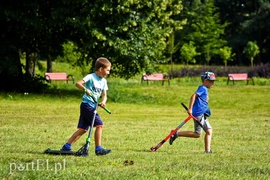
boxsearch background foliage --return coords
[0,0,270,92]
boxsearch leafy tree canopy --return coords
[1,0,185,81]
[177,0,228,65]
[69,0,186,79]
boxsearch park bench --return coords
[45,72,74,83]
[227,73,254,85]
[141,73,170,85]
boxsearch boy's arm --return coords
[76,79,92,96]
[75,79,85,90]
[188,94,198,115]
[99,90,107,108]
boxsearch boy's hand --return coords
[99,102,106,108]
[188,109,193,115]
[84,89,92,96]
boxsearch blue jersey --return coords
[192,85,210,117]
[81,73,108,108]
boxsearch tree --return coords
[219,46,234,67]
[69,0,185,79]
[0,1,72,78]
[167,31,182,74]
[180,41,200,65]
[55,41,81,64]
[215,0,270,65]
[240,1,270,64]
[177,0,228,65]
[243,41,260,67]
[0,0,185,92]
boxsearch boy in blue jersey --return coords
[61,57,111,156]
[169,72,216,153]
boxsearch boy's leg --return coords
[179,115,204,138]
[202,117,212,153]
[94,126,102,147]
[61,129,86,151]
[178,131,201,138]
[61,102,91,150]
[94,126,111,155]
[204,128,212,152]
[170,116,203,145]
[67,129,86,145]
[170,130,200,145]
[93,116,111,156]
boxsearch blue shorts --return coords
[77,102,103,131]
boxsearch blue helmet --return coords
[201,72,216,81]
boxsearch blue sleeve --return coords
[195,86,205,97]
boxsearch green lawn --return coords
[1,78,270,179]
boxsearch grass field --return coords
[1,76,270,179]
[1,61,270,179]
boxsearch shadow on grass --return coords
[44,88,82,99]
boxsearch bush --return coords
[0,73,49,93]
[169,63,270,78]
[249,63,270,78]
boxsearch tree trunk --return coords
[0,44,23,91]
[25,52,36,77]
[251,57,254,67]
[170,53,173,77]
[47,57,53,72]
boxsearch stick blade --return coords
[150,147,157,152]
[75,143,90,156]
[44,148,76,155]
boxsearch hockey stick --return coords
[75,95,99,156]
[44,94,111,156]
[180,103,204,129]
[150,106,197,152]
[75,94,112,156]
[98,103,111,114]
[85,90,111,114]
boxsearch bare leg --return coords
[204,129,212,151]
[67,129,86,145]
[94,126,111,155]
[95,126,103,147]
[178,131,201,138]
[170,130,200,145]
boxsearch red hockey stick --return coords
[150,109,197,152]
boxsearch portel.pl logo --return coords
[9,159,66,174]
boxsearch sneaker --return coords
[169,130,178,145]
[95,148,111,156]
[204,150,212,153]
[61,143,71,151]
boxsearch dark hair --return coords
[95,57,111,71]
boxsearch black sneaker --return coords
[169,130,178,145]
[95,148,111,156]
[204,150,212,153]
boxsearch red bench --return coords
[45,72,74,83]
[227,73,254,85]
[141,73,170,85]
